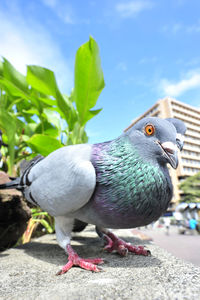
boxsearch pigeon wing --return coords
[23,144,96,216]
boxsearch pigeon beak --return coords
[176,133,184,151]
[160,141,179,169]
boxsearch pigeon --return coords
[0,117,186,274]
[165,118,186,151]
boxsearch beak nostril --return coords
[164,148,174,155]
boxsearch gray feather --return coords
[0,117,186,251]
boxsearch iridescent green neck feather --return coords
[79,136,173,229]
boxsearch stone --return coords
[0,172,31,251]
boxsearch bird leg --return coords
[56,244,104,275]
[101,229,151,257]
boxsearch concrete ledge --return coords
[0,226,200,300]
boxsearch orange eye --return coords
[145,124,155,136]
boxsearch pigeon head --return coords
[165,118,187,151]
[126,117,182,169]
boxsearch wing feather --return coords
[24,144,96,216]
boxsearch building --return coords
[125,97,200,208]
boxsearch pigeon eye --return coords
[145,124,155,136]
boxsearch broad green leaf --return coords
[27,65,77,130]
[43,108,61,130]
[0,60,3,76]
[0,77,29,99]
[35,121,59,137]
[27,65,58,97]
[39,97,56,106]
[26,134,62,156]
[28,89,48,113]
[3,58,28,93]
[86,108,102,122]
[0,109,16,174]
[67,122,88,145]
[74,36,105,125]
[8,97,31,111]
[56,91,78,131]
[21,135,30,142]
[22,109,41,116]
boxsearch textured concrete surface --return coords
[0,226,200,300]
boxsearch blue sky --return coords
[1,0,200,143]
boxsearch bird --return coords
[165,118,186,151]
[0,117,186,274]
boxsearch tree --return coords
[0,36,104,175]
[179,172,200,203]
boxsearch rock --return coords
[0,172,31,251]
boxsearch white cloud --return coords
[161,21,200,35]
[116,62,127,71]
[42,0,57,8]
[186,23,200,33]
[160,71,200,97]
[41,0,75,24]
[0,5,73,93]
[139,56,157,64]
[115,1,154,18]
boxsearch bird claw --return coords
[146,250,151,256]
[56,269,65,276]
[102,231,150,257]
[56,244,104,275]
[117,244,128,256]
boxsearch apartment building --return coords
[125,97,200,207]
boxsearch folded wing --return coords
[24,144,96,216]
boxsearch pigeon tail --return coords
[0,177,22,190]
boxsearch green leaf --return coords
[2,58,28,93]
[86,108,102,121]
[0,59,29,104]
[0,60,3,76]
[32,218,54,233]
[0,109,16,174]
[22,109,41,116]
[67,122,88,145]
[43,108,61,130]
[39,97,57,106]
[0,77,29,99]
[27,65,78,130]
[23,123,38,136]
[35,121,59,137]
[27,65,58,97]
[56,92,78,131]
[74,36,105,125]
[26,134,63,156]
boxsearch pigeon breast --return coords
[75,135,172,229]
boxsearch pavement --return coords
[0,226,200,300]
[140,226,200,267]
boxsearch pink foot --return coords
[102,231,151,257]
[56,244,104,275]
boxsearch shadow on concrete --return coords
[0,252,9,258]
[13,234,161,270]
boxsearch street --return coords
[139,226,200,267]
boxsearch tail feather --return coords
[0,155,44,192]
[0,178,21,190]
